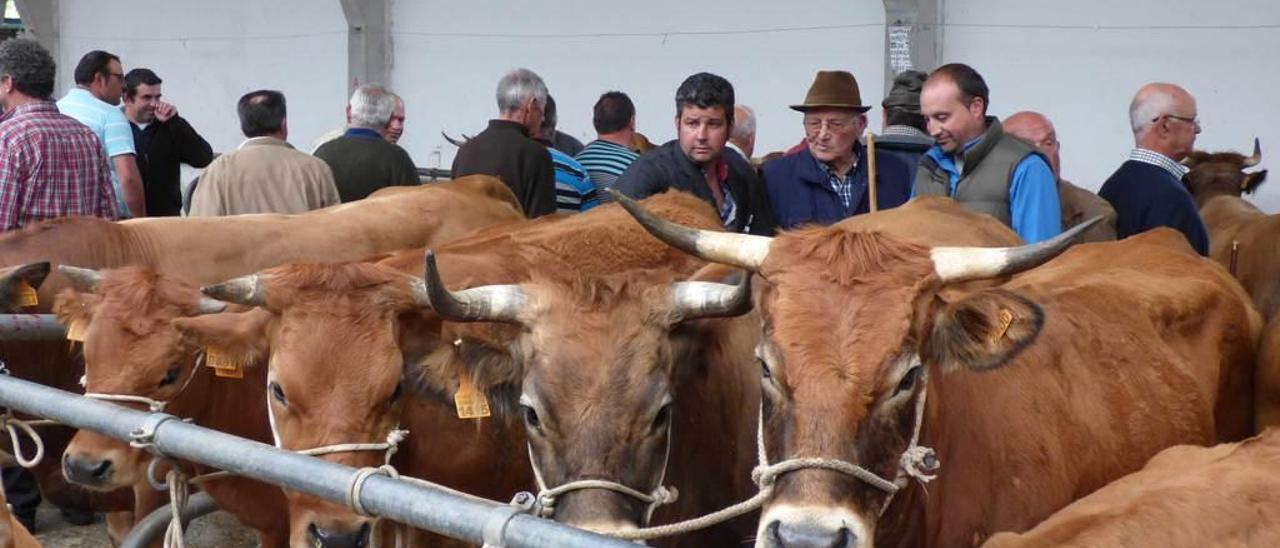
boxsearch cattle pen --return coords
[0,364,636,548]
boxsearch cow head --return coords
[174,262,433,548]
[1183,138,1267,208]
[0,262,49,313]
[52,266,227,491]
[613,192,1091,548]
[421,251,753,534]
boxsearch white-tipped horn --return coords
[201,274,267,307]
[1243,138,1262,168]
[423,250,528,324]
[195,297,228,315]
[607,189,772,271]
[58,265,102,292]
[670,271,753,322]
[931,216,1102,282]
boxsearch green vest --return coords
[914,117,1039,226]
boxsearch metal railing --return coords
[0,373,633,547]
[0,314,65,340]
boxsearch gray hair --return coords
[0,39,55,99]
[731,104,756,141]
[496,68,548,114]
[1128,86,1178,137]
[348,84,397,129]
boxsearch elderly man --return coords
[614,72,774,235]
[1098,83,1208,255]
[189,90,339,216]
[1004,111,1117,242]
[314,84,419,202]
[727,104,756,161]
[877,70,933,177]
[915,63,1061,243]
[761,70,913,229]
[452,68,556,217]
[384,93,406,144]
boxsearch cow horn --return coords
[930,216,1102,282]
[670,271,753,322]
[195,297,228,315]
[423,250,528,324]
[58,265,102,292]
[606,189,773,271]
[201,274,267,307]
[1243,138,1262,168]
[441,131,469,148]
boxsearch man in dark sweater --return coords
[614,72,774,235]
[1098,83,1209,255]
[314,84,419,202]
[451,68,556,217]
[123,69,214,216]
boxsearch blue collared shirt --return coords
[916,137,1062,243]
[343,127,383,140]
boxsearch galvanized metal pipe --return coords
[119,492,219,548]
[0,314,65,340]
[0,375,633,548]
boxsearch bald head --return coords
[1004,111,1060,177]
[1129,83,1199,160]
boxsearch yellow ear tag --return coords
[454,375,491,419]
[65,319,87,342]
[14,280,37,307]
[992,309,1015,343]
[205,347,245,379]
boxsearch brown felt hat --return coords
[791,70,871,113]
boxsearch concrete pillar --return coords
[13,0,60,93]
[339,0,390,92]
[882,0,942,93]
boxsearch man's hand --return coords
[155,101,178,123]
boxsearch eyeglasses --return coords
[803,118,858,133]
[1155,114,1201,130]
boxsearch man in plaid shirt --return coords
[0,39,117,231]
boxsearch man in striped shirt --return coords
[536,95,598,213]
[0,39,117,231]
[575,91,639,199]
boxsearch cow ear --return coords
[1243,170,1268,194]
[0,262,49,312]
[53,288,101,331]
[922,289,1044,372]
[171,308,272,367]
[412,321,523,401]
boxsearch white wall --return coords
[389,0,885,170]
[942,0,1280,213]
[55,0,347,155]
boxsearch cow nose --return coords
[766,520,857,548]
[62,453,113,486]
[307,522,371,548]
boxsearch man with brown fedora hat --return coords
[761,70,913,229]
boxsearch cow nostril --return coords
[355,523,370,547]
[772,521,857,548]
[308,521,371,548]
[90,459,112,480]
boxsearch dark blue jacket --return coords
[875,131,933,187]
[761,143,912,230]
[1098,160,1209,255]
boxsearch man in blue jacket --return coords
[761,70,913,230]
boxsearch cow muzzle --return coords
[764,520,858,548]
[62,452,114,488]
[756,504,870,548]
[306,520,371,548]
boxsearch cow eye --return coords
[895,366,922,395]
[756,357,772,380]
[521,404,541,429]
[159,365,181,387]
[651,403,672,432]
[269,381,287,406]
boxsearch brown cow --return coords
[175,192,728,547]
[0,176,520,540]
[616,192,1259,547]
[52,267,288,547]
[984,428,1280,547]
[0,470,39,548]
[421,258,761,544]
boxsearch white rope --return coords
[162,467,189,548]
[0,412,44,468]
[294,428,410,548]
[83,393,168,412]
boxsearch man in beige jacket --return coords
[189,90,339,216]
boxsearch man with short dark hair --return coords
[0,39,117,230]
[575,91,639,196]
[123,68,213,217]
[614,72,774,235]
[57,50,146,217]
[314,84,419,202]
[915,63,1061,243]
[452,67,556,217]
[534,95,597,213]
[762,70,914,229]
[877,70,932,177]
[188,90,339,216]
[1098,83,1208,254]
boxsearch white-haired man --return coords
[1098,83,1208,255]
[314,84,419,202]
[727,104,755,162]
[452,67,555,217]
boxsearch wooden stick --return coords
[867,133,879,213]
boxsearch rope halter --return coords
[82,351,207,414]
[294,427,410,517]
